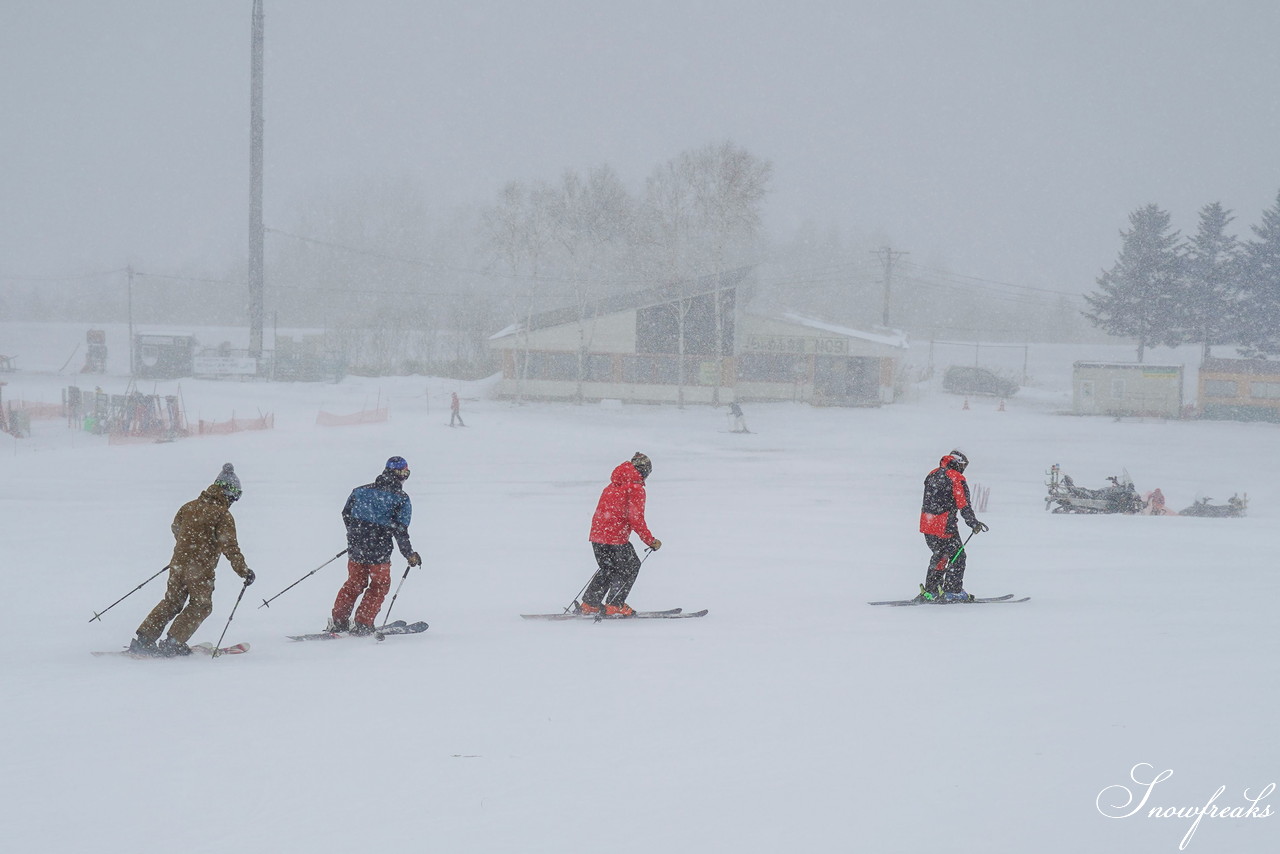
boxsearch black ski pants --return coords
[583,542,642,607]
[923,534,966,595]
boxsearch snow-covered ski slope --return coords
[2,323,1276,853]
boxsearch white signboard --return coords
[745,335,848,355]
[193,356,259,376]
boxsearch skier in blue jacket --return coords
[328,456,421,635]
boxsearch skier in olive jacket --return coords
[579,452,662,617]
[130,463,255,656]
[919,450,988,601]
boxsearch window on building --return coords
[653,356,680,384]
[738,353,803,382]
[1203,379,1238,398]
[525,352,576,381]
[1110,379,1126,399]
[623,355,658,384]
[1249,381,1280,399]
[585,354,613,382]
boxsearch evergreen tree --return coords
[1238,189,1280,357]
[1084,204,1182,362]
[1180,202,1241,359]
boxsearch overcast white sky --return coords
[3,0,1279,297]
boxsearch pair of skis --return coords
[868,593,1030,607]
[94,620,431,657]
[92,641,251,659]
[521,607,709,621]
[287,619,430,641]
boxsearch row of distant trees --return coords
[259,140,770,377]
[1085,191,1280,361]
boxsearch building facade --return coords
[1198,357,1280,421]
[1072,361,1183,418]
[488,277,905,406]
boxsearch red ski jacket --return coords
[589,462,657,546]
[919,454,978,538]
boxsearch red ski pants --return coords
[332,560,391,627]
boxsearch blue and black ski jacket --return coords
[342,472,415,564]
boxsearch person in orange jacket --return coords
[579,452,661,616]
[449,391,466,427]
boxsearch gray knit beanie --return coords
[214,462,242,499]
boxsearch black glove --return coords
[242,569,256,586]
[969,521,989,534]
[406,552,422,567]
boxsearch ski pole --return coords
[212,578,250,659]
[89,565,169,623]
[563,573,594,614]
[258,549,347,608]
[947,530,978,566]
[380,563,414,628]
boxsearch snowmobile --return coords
[1179,494,1248,518]
[1045,464,1147,515]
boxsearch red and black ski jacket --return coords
[919,454,978,538]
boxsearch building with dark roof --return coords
[488,272,906,406]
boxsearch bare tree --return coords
[640,143,771,405]
[482,180,555,402]
[547,165,635,402]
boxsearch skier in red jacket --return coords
[579,452,662,616]
[919,449,988,602]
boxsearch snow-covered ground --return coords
[1,322,1275,853]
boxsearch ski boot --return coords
[349,622,376,637]
[605,602,636,617]
[915,584,940,603]
[941,590,975,603]
[157,636,192,657]
[325,617,349,634]
[577,601,601,615]
[128,635,159,656]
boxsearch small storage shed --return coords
[1072,362,1182,417]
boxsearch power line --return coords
[897,259,1083,298]
[0,267,127,282]
[134,271,237,286]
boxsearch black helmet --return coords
[948,449,969,472]
[630,452,652,480]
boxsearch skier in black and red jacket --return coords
[919,450,988,602]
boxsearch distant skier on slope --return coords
[578,452,662,617]
[328,456,421,635]
[918,449,988,602]
[128,463,256,656]
[450,391,466,427]
[728,401,750,433]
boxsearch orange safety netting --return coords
[315,408,388,427]
[196,414,275,435]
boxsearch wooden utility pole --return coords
[127,265,135,375]
[871,246,908,328]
